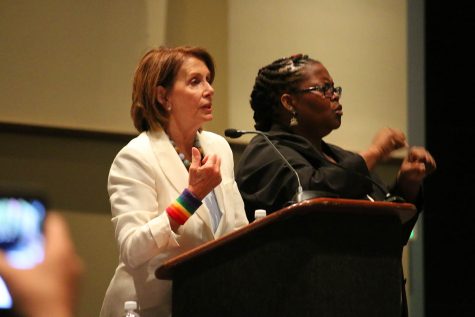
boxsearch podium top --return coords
[155,198,416,280]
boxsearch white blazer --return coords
[100,130,249,317]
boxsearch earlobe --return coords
[281,93,299,127]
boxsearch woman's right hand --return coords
[360,127,408,170]
[188,147,222,200]
[370,127,408,160]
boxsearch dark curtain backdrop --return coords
[424,2,475,316]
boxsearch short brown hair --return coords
[130,46,215,132]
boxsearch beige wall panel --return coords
[165,0,229,135]
[229,0,407,151]
[0,0,167,134]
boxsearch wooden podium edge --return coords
[155,197,416,280]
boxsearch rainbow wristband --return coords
[166,189,202,225]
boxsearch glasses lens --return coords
[323,83,335,97]
[324,85,342,97]
[334,86,342,96]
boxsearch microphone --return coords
[225,128,405,204]
[223,128,244,139]
[225,128,338,203]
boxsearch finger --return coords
[190,147,202,169]
[425,152,435,165]
[425,155,437,173]
[0,251,11,271]
[407,147,423,162]
[44,213,84,277]
[44,213,75,258]
[429,155,436,168]
[394,139,407,149]
[205,154,217,167]
[394,132,408,148]
[409,147,431,163]
[213,156,222,184]
[214,156,221,170]
[0,251,16,281]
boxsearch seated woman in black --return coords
[235,54,436,242]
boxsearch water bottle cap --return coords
[254,209,266,218]
[124,301,137,310]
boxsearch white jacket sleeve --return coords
[108,143,180,269]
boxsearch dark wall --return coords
[424,2,475,315]
[0,123,402,214]
[0,123,133,213]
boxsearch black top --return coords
[235,124,421,245]
[236,124,389,213]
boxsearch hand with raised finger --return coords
[188,147,222,200]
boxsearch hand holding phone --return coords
[0,192,47,312]
[0,185,83,317]
[0,200,83,317]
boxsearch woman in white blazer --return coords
[100,46,249,317]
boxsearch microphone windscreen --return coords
[224,129,242,138]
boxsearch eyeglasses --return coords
[296,83,342,98]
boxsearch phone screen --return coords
[0,195,46,310]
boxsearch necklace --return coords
[169,136,204,170]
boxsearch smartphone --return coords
[0,188,47,315]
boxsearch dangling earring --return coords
[289,108,299,127]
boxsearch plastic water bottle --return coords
[254,209,267,221]
[123,301,140,317]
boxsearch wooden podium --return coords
[156,198,416,317]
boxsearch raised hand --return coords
[370,127,408,160]
[0,213,83,317]
[398,147,437,187]
[360,127,408,170]
[187,147,222,200]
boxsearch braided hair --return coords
[250,54,319,131]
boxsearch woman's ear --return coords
[280,93,295,112]
[155,86,168,109]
